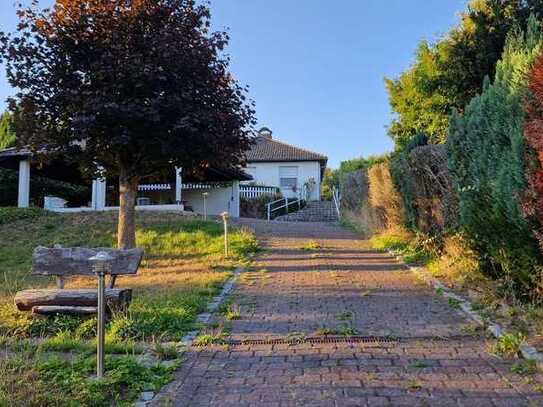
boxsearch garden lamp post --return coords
[202,192,209,220]
[89,251,114,379]
[221,211,229,258]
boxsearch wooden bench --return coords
[14,246,144,316]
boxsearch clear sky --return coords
[0,0,467,168]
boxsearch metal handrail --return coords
[267,185,306,221]
[332,186,341,218]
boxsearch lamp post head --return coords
[89,251,114,275]
[220,211,229,221]
[202,192,209,197]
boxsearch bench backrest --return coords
[32,246,144,277]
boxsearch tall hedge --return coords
[391,144,457,236]
[524,52,543,254]
[447,21,543,297]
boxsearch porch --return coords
[0,148,249,218]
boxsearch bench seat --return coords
[32,305,98,316]
[15,288,132,311]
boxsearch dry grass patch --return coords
[0,209,257,406]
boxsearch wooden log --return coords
[14,289,132,311]
[32,306,98,316]
[32,246,144,277]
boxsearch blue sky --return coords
[0,0,466,168]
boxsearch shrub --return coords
[447,22,543,299]
[426,233,482,286]
[524,50,543,256]
[240,193,282,219]
[391,144,458,235]
[367,162,405,231]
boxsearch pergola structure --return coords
[0,147,251,217]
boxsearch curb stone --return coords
[133,267,243,406]
[388,249,543,369]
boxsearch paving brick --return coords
[150,220,541,407]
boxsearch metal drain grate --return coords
[210,334,479,347]
[223,335,400,346]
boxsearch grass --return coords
[448,297,461,309]
[492,332,526,357]
[370,229,433,265]
[0,207,46,226]
[336,311,354,321]
[299,240,322,251]
[511,360,538,375]
[0,209,257,406]
[0,351,177,407]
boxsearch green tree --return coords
[0,0,255,249]
[385,42,450,148]
[386,0,543,150]
[0,111,15,149]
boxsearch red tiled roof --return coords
[246,136,327,164]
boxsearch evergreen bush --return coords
[447,20,543,298]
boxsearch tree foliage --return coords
[447,21,543,297]
[523,50,543,253]
[386,0,543,150]
[0,0,255,248]
[0,111,15,150]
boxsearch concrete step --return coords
[274,201,339,223]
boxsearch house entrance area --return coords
[0,148,250,218]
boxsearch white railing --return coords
[332,186,341,218]
[138,183,172,191]
[240,185,279,199]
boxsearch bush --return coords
[426,233,482,286]
[391,144,458,235]
[367,162,405,231]
[447,23,543,299]
[240,193,282,219]
[240,193,305,219]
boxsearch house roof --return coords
[0,147,31,160]
[0,147,252,182]
[246,136,328,165]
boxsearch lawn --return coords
[0,208,257,406]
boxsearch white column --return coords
[231,181,240,218]
[91,177,106,210]
[175,167,182,204]
[17,159,30,208]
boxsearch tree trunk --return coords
[118,166,139,249]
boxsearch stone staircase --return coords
[274,201,339,222]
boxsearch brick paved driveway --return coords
[153,220,543,407]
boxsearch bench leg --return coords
[108,275,117,289]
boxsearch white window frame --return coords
[279,166,299,191]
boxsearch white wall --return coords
[182,182,240,217]
[243,161,321,201]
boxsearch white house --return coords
[0,147,251,217]
[0,127,327,216]
[243,128,327,201]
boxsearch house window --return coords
[280,177,297,188]
[279,166,298,190]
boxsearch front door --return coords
[279,166,299,199]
